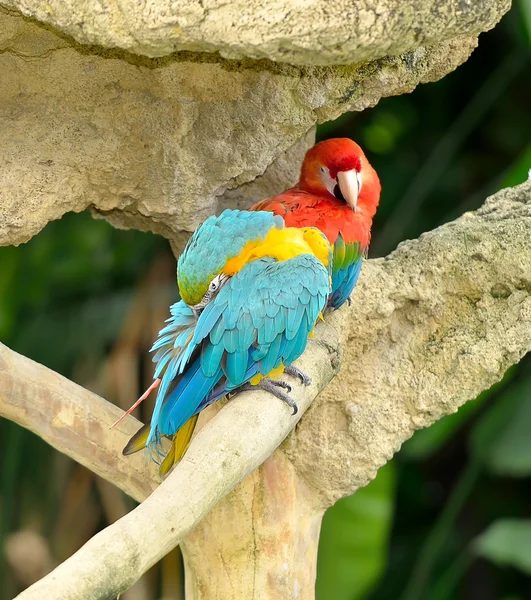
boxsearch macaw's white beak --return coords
[337,169,362,212]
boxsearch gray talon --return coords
[269,380,292,393]
[284,365,312,386]
[239,378,299,415]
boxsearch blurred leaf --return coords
[12,290,134,374]
[0,248,19,339]
[470,377,531,476]
[363,111,406,154]
[517,0,531,45]
[372,51,528,256]
[316,462,395,600]
[400,460,481,600]
[500,142,531,188]
[317,113,357,140]
[474,519,531,574]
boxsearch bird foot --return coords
[346,296,352,307]
[267,379,292,393]
[240,378,298,415]
[284,365,312,386]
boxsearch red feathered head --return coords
[299,138,381,219]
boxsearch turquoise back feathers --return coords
[178,209,284,306]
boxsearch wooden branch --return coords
[2,181,530,599]
[8,323,339,599]
[0,345,159,502]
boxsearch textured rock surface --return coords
[4,0,510,64]
[0,6,481,247]
[290,181,531,506]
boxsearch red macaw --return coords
[251,138,381,309]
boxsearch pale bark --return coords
[7,323,339,599]
[4,181,530,600]
[0,344,159,502]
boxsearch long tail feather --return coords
[122,423,151,456]
[173,414,199,463]
[158,439,176,476]
[159,414,199,477]
[152,354,220,440]
[110,378,161,429]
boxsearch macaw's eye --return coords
[207,273,229,296]
[319,165,337,197]
[191,274,230,317]
[209,274,222,292]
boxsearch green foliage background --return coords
[0,3,530,598]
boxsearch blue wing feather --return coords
[329,235,364,309]
[193,302,223,341]
[201,340,225,377]
[259,332,283,374]
[329,257,363,310]
[225,349,250,385]
[222,328,239,353]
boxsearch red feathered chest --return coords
[252,190,372,248]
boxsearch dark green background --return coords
[1,3,530,598]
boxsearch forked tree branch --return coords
[3,324,339,599]
[2,181,530,599]
[0,345,160,502]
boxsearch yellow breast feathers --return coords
[224,226,330,276]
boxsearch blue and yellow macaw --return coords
[122,209,331,476]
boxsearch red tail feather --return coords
[110,378,161,429]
